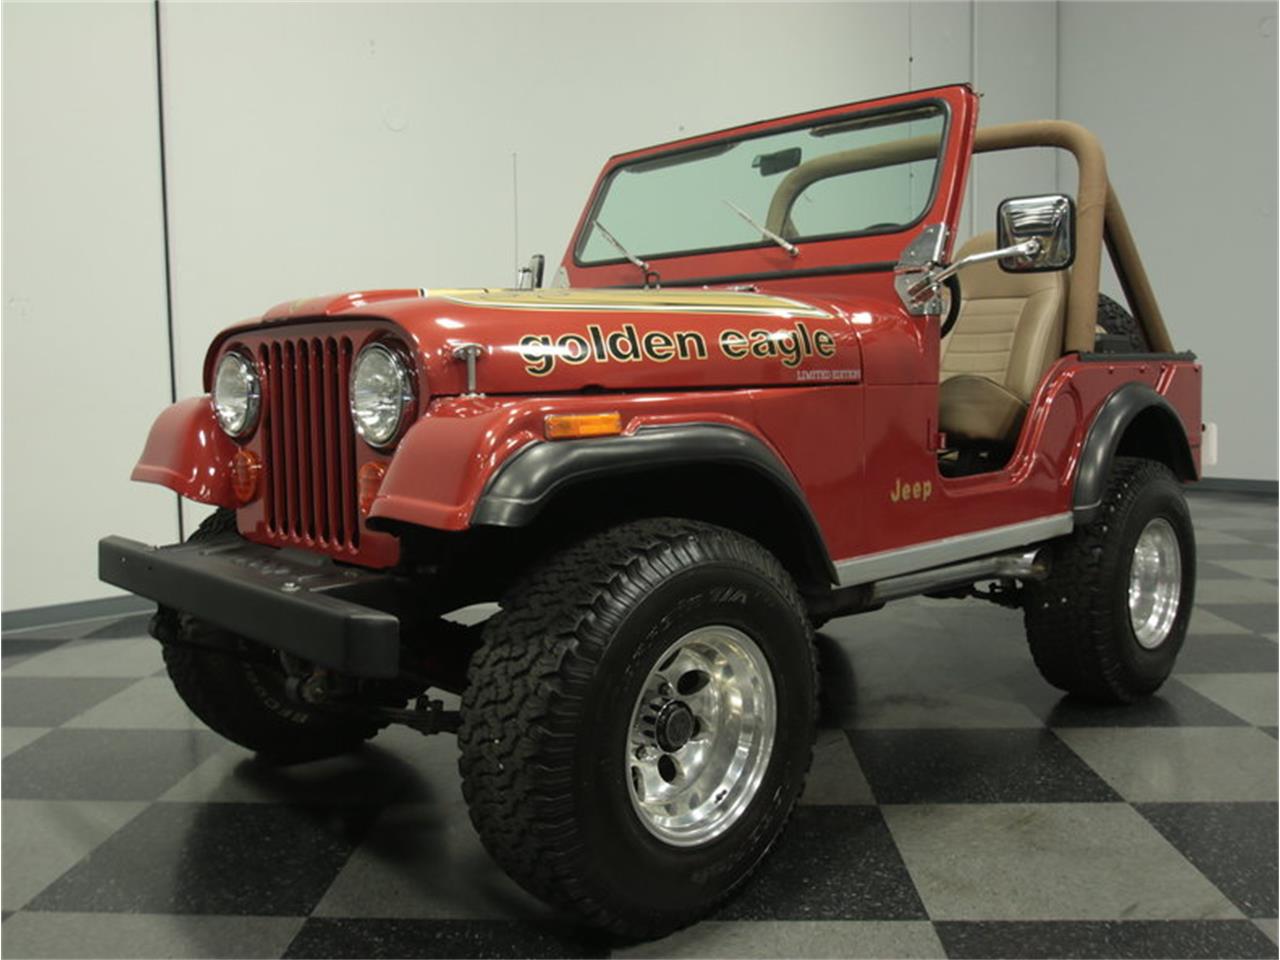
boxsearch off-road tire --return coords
[458,518,817,939]
[1097,293,1149,352]
[160,509,383,763]
[1024,458,1195,702]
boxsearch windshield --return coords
[576,104,947,266]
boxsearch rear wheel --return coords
[158,509,384,763]
[1024,458,1195,702]
[458,518,816,938]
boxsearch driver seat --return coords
[938,232,1067,446]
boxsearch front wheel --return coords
[1024,457,1196,702]
[159,509,384,763]
[458,519,816,938]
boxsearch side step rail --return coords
[813,548,1049,622]
[869,548,1046,604]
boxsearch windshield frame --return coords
[572,98,952,270]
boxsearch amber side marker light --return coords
[544,412,623,440]
[358,461,388,516]
[230,450,262,504]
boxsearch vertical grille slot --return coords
[307,339,327,543]
[259,334,360,551]
[339,339,359,546]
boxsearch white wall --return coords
[1058,1,1278,481]
[2,2,178,611]
[3,1,1275,611]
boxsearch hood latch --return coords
[452,343,485,397]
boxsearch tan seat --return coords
[938,232,1067,445]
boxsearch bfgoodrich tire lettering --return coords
[457,518,817,938]
[1024,457,1196,702]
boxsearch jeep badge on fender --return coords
[100,84,1201,939]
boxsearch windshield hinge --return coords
[893,223,948,316]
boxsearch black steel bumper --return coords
[98,534,401,677]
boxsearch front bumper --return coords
[98,534,401,677]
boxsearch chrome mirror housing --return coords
[996,194,1074,272]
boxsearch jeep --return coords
[100,84,1203,938]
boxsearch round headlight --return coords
[213,352,261,439]
[350,343,414,447]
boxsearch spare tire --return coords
[1096,293,1149,353]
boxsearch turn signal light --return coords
[358,461,388,516]
[230,449,262,504]
[544,412,623,440]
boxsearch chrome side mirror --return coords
[997,194,1074,272]
[901,234,1043,305]
[515,253,546,290]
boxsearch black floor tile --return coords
[1175,633,1279,673]
[813,611,1040,729]
[180,743,438,807]
[1,677,136,727]
[1026,679,1248,728]
[2,728,225,800]
[716,805,926,921]
[1,638,71,668]
[284,918,608,959]
[76,614,154,640]
[1135,802,1278,918]
[935,919,1278,959]
[28,801,378,916]
[848,728,1119,804]
[1198,604,1279,635]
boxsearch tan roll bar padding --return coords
[974,123,1171,354]
[763,120,1171,355]
[1103,182,1173,353]
[765,134,943,234]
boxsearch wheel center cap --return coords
[655,701,695,752]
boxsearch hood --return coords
[221,287,890,396]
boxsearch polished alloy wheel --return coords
[626,625,777,847]
[1128,516,1182,649]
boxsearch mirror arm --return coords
[516,253,547,290]
[906,238,1041,302]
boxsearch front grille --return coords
[258,336,360,552]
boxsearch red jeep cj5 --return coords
[101,84,1204,937]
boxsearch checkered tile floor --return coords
[2,489,1276,958]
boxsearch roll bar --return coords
[764,121,1172,355]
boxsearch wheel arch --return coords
[1074,382,1196,523]
[470,425,837,594]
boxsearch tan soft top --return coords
[765,121,1171,355]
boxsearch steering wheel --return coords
[939,274,962,339]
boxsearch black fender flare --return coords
[1074,382,1195,523]
[471,424,837,582]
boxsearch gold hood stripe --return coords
[425,288,832,319]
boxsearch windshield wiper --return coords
[722,199,799,257]
[592,221,656,285]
